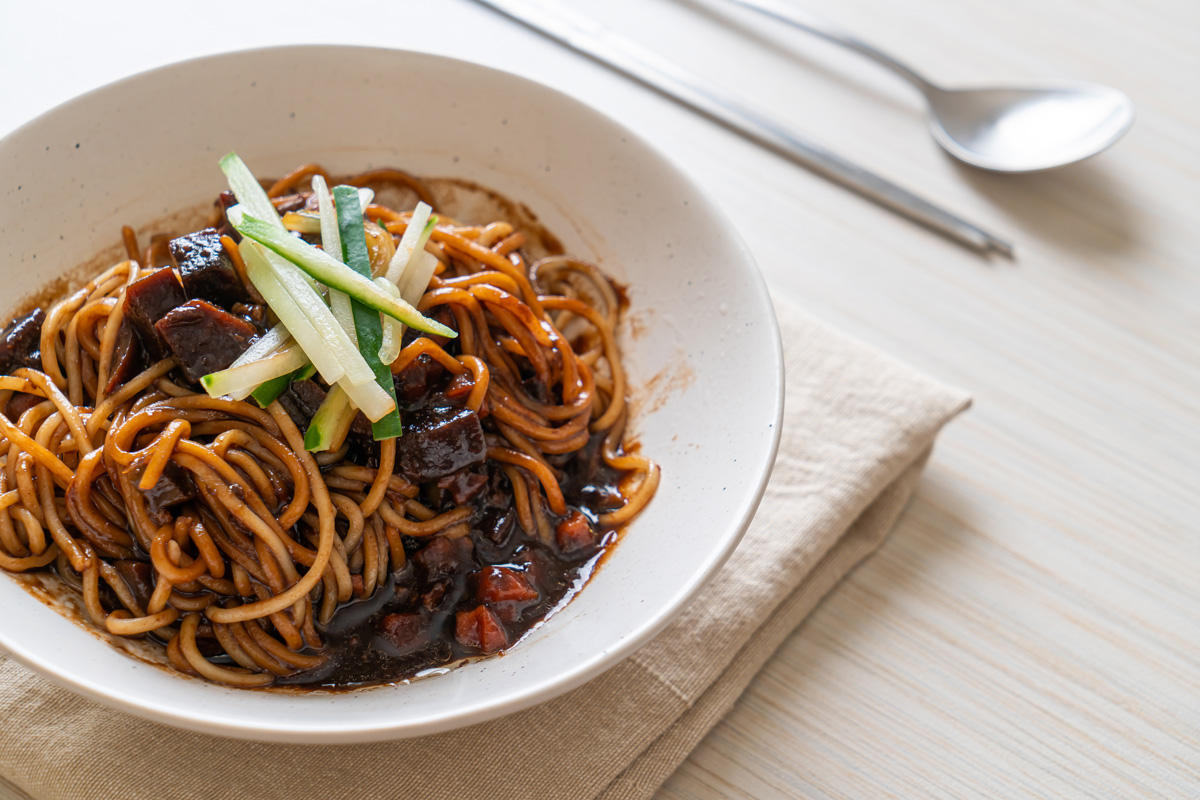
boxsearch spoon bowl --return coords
[725,0,1136,172]
[927,84,1135,172]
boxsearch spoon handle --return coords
[721,0,939,94]
[471,0,1012,256]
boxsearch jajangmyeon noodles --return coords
[0,159,658,687]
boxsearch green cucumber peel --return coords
[236,214,455,339]
[303,384,354,451]
[333,185,402,440]
[200,342,308,400]
[419,216,437,247]
[241,241,353,386]
[251,364,315,408]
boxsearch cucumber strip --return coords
[340,376,396,423]
[250,374,291,406]
[312,175,357,343]
[218,322,314,406]
[236,214,456,338]
[384,202,433,285]
[312,175,342,258]
[399,249,441,309]
[229,351,310,402]
[227,211,320,297]
[375,277,405,365]
[240,240,350,386]
[260,247,376,387]
[219,152,284,230]
[225,204,246,230]
[329,289,356,342]
[333,185,402,439]
[304,375,397,449]
[303,384,354,452]
[251,364,315,408]
[230,323,290,369]
[377,250,440,364]
[200,343,309,400]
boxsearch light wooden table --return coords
[2,1,1196,797]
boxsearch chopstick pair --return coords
[472,0,1013,257]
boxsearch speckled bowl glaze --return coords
[0,46,782,742]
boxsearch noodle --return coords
[0,164,657,687]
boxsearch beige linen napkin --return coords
[0,299,969,800]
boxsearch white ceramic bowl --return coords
[0,46,782,742]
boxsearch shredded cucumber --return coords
[338,374,396,423]
[311,175,357,343]
[262,249,374,387]
[303,384,354,452]
[376,204,440,373]
[375,248,441,366]
[250,364,315,408]
[229,323,290,368]
[236,214,455,338]
[375,277,405,365]
[219,153,284,230]
[399,249,441,310]
[385,202,434,285]
[333,185,402,438]
[241,240,356,387]
[200,343,309,400]
[218,154,395,419]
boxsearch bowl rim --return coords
[0,43,784,741]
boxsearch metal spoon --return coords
[722,0,1135,172]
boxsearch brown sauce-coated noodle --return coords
[0,165,657,687]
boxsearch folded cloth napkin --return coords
[0,299,969,800]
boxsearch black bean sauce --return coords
[272,352,629,688]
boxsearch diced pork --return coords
[154,299,255,383]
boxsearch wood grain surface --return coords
[1,0,1197,797]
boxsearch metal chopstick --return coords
[470,0,1014,257]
